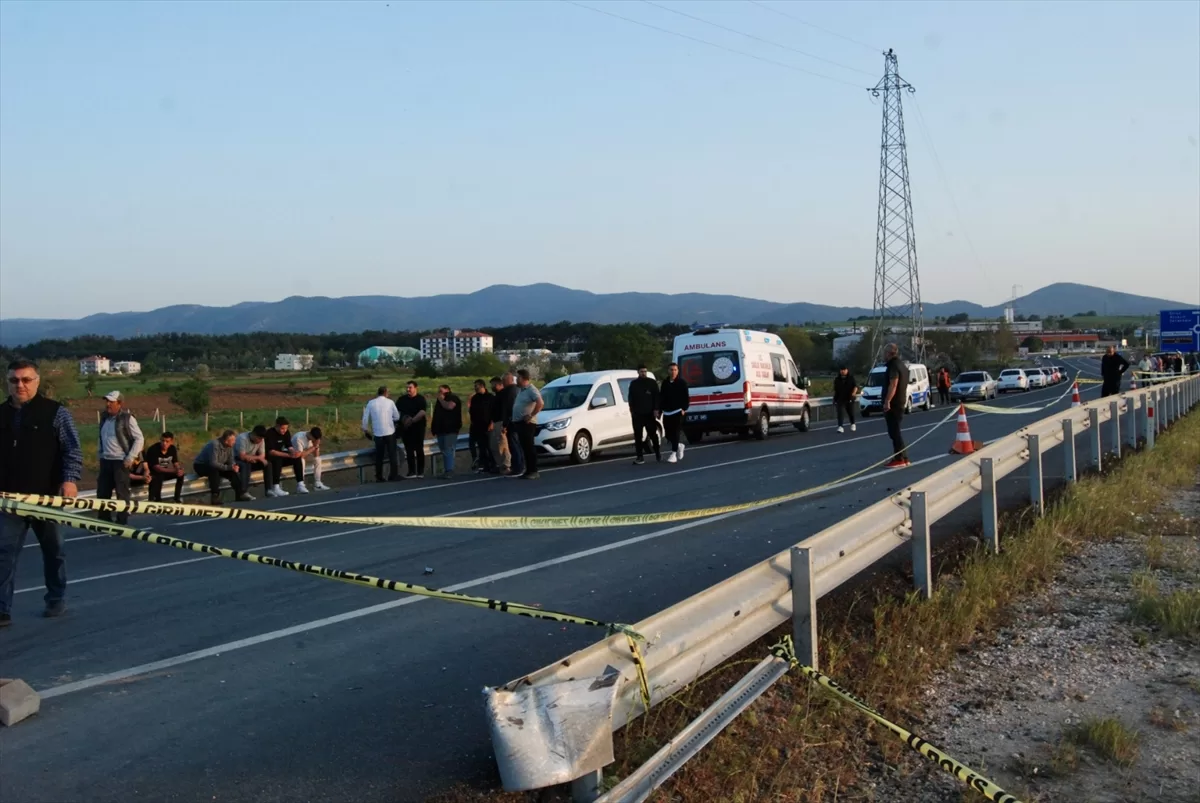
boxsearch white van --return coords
[533,370,661,463]
[672,327,812,443]
[858,362,932,415]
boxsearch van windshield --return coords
[540,384,592,411]
[679,351,741,387]
[957,372,987,383]
[865,370,889,388]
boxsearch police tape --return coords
[1,406,963,531]
[962,374,1084,416]
[769,636,1025,803]
[0,497,645,641]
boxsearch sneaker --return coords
[0,612,11,628]
[677,444,685,461]
[884,458,907,469]
[667,452,677,463]
[273,485,290,497]
[44,601,67,618]
[633,457,645,465]
[441,472,454,480]
[296,482,309,495]
[265,487,281,498]
[837,426,845,434]
[520,471,540,480]
[236,493,255,502]
[851,424,857,432]
[314,481,330,491]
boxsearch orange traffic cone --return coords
[949,403,983,455]
[1070,382,1082,407]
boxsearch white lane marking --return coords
[34,451,953,700]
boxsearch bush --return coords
[328,377,352,404]
[169,377,211,415]
[412,358,439,379]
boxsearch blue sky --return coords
[1,0,1197,320]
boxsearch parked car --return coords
[950,371,997,401]
[533,370,661,463]
[997,368,1030,393]
[859,362,933,416]
[1027,368,1048,389]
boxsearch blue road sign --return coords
[1159,309,1200,352]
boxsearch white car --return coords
[533,370,660,463]
[1026,368,1048,389]
[949,371,997,401]
[996,369,1030,393]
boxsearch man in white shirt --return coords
[97,390,144,524]
[362,386,401,482]
[291,427,329,491]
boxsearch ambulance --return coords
[672,326,812,444]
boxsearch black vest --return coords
[0,394,65,494]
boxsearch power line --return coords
[562,0,866,89]
[640,0,876,78]
[746,0,882,56]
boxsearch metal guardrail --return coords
[485,375,1200,800]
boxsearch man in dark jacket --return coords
[467,380,495,474]
[0,359,83,625]
[487,376,511,475]
[628,365,661,465]
[832,366,859,434]
[431,384,463,479]
[497,373,523,476]
[1100,346,1130,397]
[659,363,690,463]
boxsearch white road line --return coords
[35,450,952,700]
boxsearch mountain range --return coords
[1,282,1194,346]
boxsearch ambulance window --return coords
[679,351,741,386]
[771,354,787,383]
[788,360,800,384]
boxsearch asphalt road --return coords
[0,357,1125,803]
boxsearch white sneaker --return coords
[837,426,844,434]
[272,484,289,497]
[667,452,677,463]
[265,487,281,498]
[314,481,330,491]
[677,444,685,461]
[296,482,309,494]
[851,424,857,432]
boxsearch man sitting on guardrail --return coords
[194,430,244,505]
[145,431,185,502]
[432,385,462,480]
[265,417,306,496]
[291,427,329,491]
[233,425,271,500]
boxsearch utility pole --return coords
[869,49,925,365]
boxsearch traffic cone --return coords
[949,403,983,455]
[1070,382,1082,407]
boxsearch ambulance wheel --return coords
[685,429,704,445]
[754,408,770,440]
[569,431,593,464]
[793,406,811,432]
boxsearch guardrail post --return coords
[1088,408,1102,471]
[1027,433,1043,515]
[910,491,932,599]
[571,769,603,803]
[1156,388,1165,433]
[1109,401,1121,459]
[790,546,818,671]
[1145,392,1156,450]
[1174,384,1182,421]
[1061,420,1076,483]
[980,457,998,553]
[1124,395,1138,451]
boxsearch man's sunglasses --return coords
[7,376,37,385]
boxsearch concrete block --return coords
[0,678,41,726]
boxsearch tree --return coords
[1058,318,1076,331]
[84,373,97,395]
[1021,336,1045,353]
[779,327,833,373]
[581,325,663,372]
[412,358,439,379]
[994,321,1017,365]
[846,328,878,374]
[169,377,211,415]
[328,377,352,404]
[946,313,970,325]
[194,363,212,380]
[457,351,508,379]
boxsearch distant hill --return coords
[1,282,1193,346]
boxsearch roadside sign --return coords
[1159,309,1200,352]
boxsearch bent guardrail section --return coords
[485,375,1199,799]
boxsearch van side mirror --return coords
[803,377,811,389]
[590,397,609,409]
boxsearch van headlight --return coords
[543,418,571,432]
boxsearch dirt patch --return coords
[65,386,330,419]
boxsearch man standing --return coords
[659,363,690,464]
[832,365,859,434]
[291,427,329,490]
[628,364,661,465]
[145,431,185,503]
[488,376,511,475]
[265,416,305,496]
[510,369,543,479]
[397,381,429,478]
[97,390,144,524]
[498,372,524,477]
[194,430,243,504]
[0,359,81,625]
[431,384,463,479]
[234,425,271,498]
[362,386,401,483]
[881,344,910,468]
[1100,345,1130,397]
[936,366,952,407]
[468,379,495,474]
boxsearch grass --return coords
[1129,572,1200,642]
[1066,718,1140,766]
[1147,706,1189,733]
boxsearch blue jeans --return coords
[0,513,66,614]
[436,433,459,474]
[506,427,524,476]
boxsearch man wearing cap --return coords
[0,358,83,625]
[628,364,661,465]
[97,390,144,524]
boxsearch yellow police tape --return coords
[1,406,963,531]
[769,636,1025,803]
[962,374,1084,416]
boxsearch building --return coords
[1039,333,1102,352]
[274,353,314,371]
[420,330,494,366]
[79,356,110,375]
[494,348,553,365]
[112,361,142,375]
[357,346,422,367]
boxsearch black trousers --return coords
[835,401,856,427]
[938,387,950,405]
[469,427,494,471]
[96,459,131,524]
[513,421,538,475]
[373,434,399,481]
[269,456,303,483]
[1101,379,1120,397]
[885,409,908,462]
[662,413,683,452]
[193,462,238,496]
[401,426,426,476]
[633,414,660,459]
[149,472,184,502]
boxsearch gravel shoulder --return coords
[869,475,1200,803]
